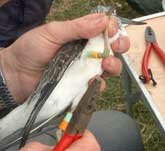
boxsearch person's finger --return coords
[111,35,130,53]
[19,142,52,151]
[98,77,106,92]
[41,13,109,46]
[71,13,109,39]
[88,76,106,92]
[107,16,130,54]
[66,130,101,151]
[102,56,122,76]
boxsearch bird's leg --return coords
[102,8,116,56]
[102,12,115,58]
[86,9,115,59]
[86,16,114,59]
[102,24,111,57]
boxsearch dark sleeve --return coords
[126,0,163,15]
[0,0,53,47]
[23,0,52,25]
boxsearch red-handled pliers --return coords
[139,26,165,86]
[53,79,101,151]
[53,133,82,151]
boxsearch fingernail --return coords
[109,27,117,37]
[109,59,116,68]
[109,58,122,75]
[118,37,123,52]
[118,36,127,53]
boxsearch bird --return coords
[0,32,109,141]
[0,6,145,147]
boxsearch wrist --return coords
[0,47,26,104]
[0,47,43,104]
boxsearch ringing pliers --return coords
[53,79,101,151]
[139,26,165,86]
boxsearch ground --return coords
[48,0,165,150]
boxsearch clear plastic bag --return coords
[162,0,165,10]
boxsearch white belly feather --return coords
[0,34,105,140]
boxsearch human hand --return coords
[0,13,130,103]
[19,130,100,151]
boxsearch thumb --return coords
[41,13,109,45]
[19,142,53,151]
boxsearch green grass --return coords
[48,0,165,150]
[48,0,140,21]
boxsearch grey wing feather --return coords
[26,39,87,104]
[0,39,87,150]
